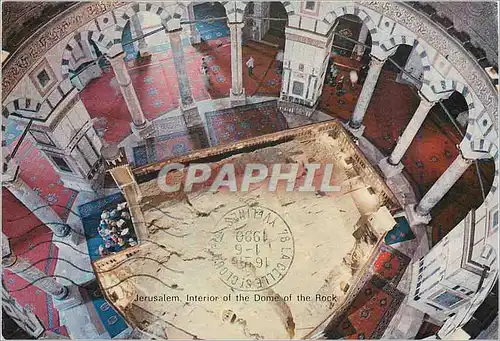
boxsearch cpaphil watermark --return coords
[157,163,341,193]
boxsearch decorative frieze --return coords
[361,1,498,125]
[285,32,326,49]
[2,1,125,101]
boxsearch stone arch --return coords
[424,79,477,112]
[61,30,115,78]
[1,98,42,161]
[321,5,380,51]
[171,1,294,26]
[110,2,172,57]
[379,35,432,84]
[468,138,498,201]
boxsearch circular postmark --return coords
[208,205,294,291]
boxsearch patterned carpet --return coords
[2,190,61,331]
[194,2,230,41]
[7,137,78,221]
[133,126,210,167]
[371,243,411,286]
[384,216,416,245]
[79,280,128,338]
[205,99,288,145]
[325,274,405,339]
[80,37,281,144]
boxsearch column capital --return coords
[166,28,183,35]
[417,92,437,108]
[2,161,20,186]
[106,51,126,63]
[227,21,245,27]
[369,55,386,68]
[458,149,474,164]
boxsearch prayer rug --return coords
[324,274,405,339]
[371,243,411,286]
[205,100,288,146]
[384,216,416,245]
[79,281,128,339]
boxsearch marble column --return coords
[354,24,369,60]
[167,29,202,127]
[417,153,472,215]
[407,152,472,225]
[348,56,385,135]
[3,164,73,241]
[188,3,201,45]
[2,255,83,310]
[2,255,68,299]
[130,14,148,53]
[107,53,153,137]
[379,97,435,178]
[229,22,246,105]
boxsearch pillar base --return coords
[53,285,83,311]
[378,157,404,178]
[190,33,202,45]
[52,224,71,238]
[181,103,202,128]
[139,49,151,58]
[347,123,365,138]
[230,88,246,107]
[131,120,155,139]
[405,204,431,227]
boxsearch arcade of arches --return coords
[1,1,499,340]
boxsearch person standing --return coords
[275,50,284,74]
[246,56,255,77]
[201,57,210,88]
[349,70,358,91]
[336,75,345,96]
[329,63,339,85]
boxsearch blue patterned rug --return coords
[79,280,129,339]
[194,2,230,41]
[384,216,416,245]
[133,125,209,166]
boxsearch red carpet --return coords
[318,66,495,244]
[2,190,61,331]
[325,274,405,339]
[371,243,411,286]
[12,138,78,221]
[80,39,280,144]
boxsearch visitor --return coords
[246,56,255,76]
[276,50,284,74]
[336,75,345,96]
[329,63,338,85]
[359,63,368,84]
[201,57,211,87]
[349,70,358,91]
